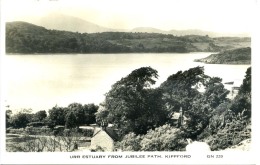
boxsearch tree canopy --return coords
[96,67,168,137]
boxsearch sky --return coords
[2,0,256,33]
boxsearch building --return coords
[171,108,187,127]
[90,126,119,151]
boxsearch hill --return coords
[30,13,250,37]
[131,27,250,38]
[33,13,114,33]
[194,47,251,64]
[6,21,251,54]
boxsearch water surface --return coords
[2,53,250,112]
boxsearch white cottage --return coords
[90,127,118,151]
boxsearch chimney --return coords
[101,120,108,130]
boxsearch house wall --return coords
[91,130,114,151]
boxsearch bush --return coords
[8,128,25,134]
[207,119,251,151]
[79,128,94,137]
[25,126,52,135]
[119,132,142,151]
[119,124,188,151]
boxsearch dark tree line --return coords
[6,103,98,129]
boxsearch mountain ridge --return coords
[32,13,114,33]
[27,13,250,37]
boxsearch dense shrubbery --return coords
[119,124,187,151]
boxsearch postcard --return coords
[0,0,259,164]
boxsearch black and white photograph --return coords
[0,0,259,164]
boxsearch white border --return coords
[0,0,259,164]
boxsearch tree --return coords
[203,77,230,109]
[65,111,77,129]
[68,103,84,126]
[6,110,12,128]
[96,67,168,137]
[10,112,30,128]
[67,103,98,127]
[160,66,229,139]
[48,106,67,126]
[160,66,206,114]
[33,110,47,121]
[230,67,251,117]
[83,103,98,125]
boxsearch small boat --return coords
[224,81,234,85]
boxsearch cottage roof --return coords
[92,127,119,141]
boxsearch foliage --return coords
[230,67,251,116]
[197,68,251,150]
[33,110,47,121]
[119,132,142,151]
[65,111,78,129]
[6,110,12,128]
[119,124,187,151]
[96,67,168,137]
[203,77,230,109]
[48,103,98,128]
[160,66,229,139]
[9,112,31,128]
[7,128,25,134]
[67,103,98,126]
[79,128,94,137]
[207,119,251,151]
[48,106,67,126]
[27,122,46,127]
[140,124,187,151]
[160,66,206,113]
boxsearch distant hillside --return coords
[33,13,114,33]
[131,27,165,34]
[5,21,251,54]
[131,27,250,38]
[27,13,250,37]
[194,47,251,64]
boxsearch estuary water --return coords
[2,53,250,112]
